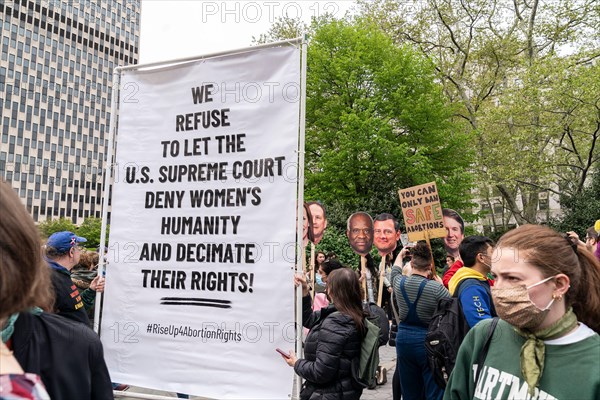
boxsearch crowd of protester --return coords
[2,176,599,399]
[283,207,600,400]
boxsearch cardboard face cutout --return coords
[373,218,401,256]
[346,212,374,256]
[307,201,327,245]
[442,208,465,259]
[302,202,314,247]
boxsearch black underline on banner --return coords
[160,297,232,309]
[160,297,231,305]
[160,301,232,309]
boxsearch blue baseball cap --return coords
[47,231,87,253]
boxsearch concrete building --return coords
[473,189,562,236]
[0,0,140,223]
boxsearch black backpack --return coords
[425,279,490,388]
[363,302,389,347]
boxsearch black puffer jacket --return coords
[294,295,363,400]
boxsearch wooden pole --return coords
[310,243,316,299]
[361,255,368,303]
[377,256,386,307]
[302,246,307,278]
[424,231,436,279]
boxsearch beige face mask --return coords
[491,276,555,330]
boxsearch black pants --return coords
[393,365,401,400]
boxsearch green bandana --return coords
[515,307,578,395]
[1,313,19,343]
[1,308,42,344]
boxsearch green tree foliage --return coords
[37,217,108,249]
[252,16,307,44]
[312,227,358,268]
[478,57,600,225]
[77,218,108,249]
[549,172,600,238]
[305,18,474,224]
[358,0,600,226]
[38,218,77,239]
[256,16,475,266]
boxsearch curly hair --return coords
[73,251,99,271]
[410,241,433,271]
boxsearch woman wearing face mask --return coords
[311,259,345,311]
[445,225,600,400]
[314,251,327,294]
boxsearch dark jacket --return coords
[295,295,363,400]
[48,259,93,326]
[12,312,114,400]
[72,268,99,322]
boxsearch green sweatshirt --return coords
[445,318,600,400]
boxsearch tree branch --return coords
[527,0,539,63]
[515,179,561,196]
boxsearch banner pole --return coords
[310,243,316,299]
[94,67,121,334]
[361,256,368,302]
[377,257,386,307]
[293,36,308,400]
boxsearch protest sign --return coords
[398,182,446,242]
[100,45,300,399]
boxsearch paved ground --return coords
[361,344,397,400]
[115,345,398,400]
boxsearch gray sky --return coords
[139,1,356,63]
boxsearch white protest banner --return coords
[100,45,300,399]
[398,182,445,242]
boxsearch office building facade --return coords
[0,0,140,223]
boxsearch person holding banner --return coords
[45,231,105,326]
[391,242,449,400]
[0,180,113,400]
[284,269,365,400]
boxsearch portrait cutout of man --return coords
[302,202,315,247]
[346,212,374,256]
[307,201,327,245]
[373,213,401,256]
[442,208,465,260]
